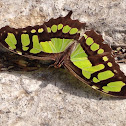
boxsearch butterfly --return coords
[0,11,126,97]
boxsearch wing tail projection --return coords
[44,11,85,40]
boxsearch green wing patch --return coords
[5,33,17,50]
[21,34,30,51]
[102,81,125,92]
[40,38,73,53]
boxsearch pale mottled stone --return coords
[0,0,126,126]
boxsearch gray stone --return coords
[0,0,126,126]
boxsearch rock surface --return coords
[0,0,126,126]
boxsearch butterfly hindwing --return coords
[65,30,126,97]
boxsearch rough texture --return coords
[0,0,126,126]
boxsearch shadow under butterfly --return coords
[0,11,126,97]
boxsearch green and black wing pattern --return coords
[0,25,52,60]
[44,11,84,40]
[0,11,84,60]
[65,30,126,97]
[0,11,126,97]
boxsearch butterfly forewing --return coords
[0,11,84,59]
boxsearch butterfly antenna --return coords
[46,64,54,70]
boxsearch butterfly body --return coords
[0,11,126,97]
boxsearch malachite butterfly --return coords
[0,11,126,97]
